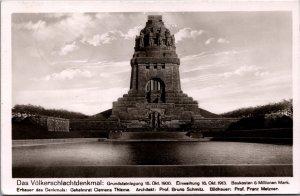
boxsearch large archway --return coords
[145,78,165,103]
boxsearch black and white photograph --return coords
[1,0,300,195]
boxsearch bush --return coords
[221,99,293,118]
[227,115,292,131]
[12,104,88,119]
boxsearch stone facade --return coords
[111,15,202,129]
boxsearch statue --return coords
[158,114,161,128]
[166,35,171,46]
[144,27,150,34]
[165,29,170,36]
[135,36,139,48]
[149,112,153,127]
[158,28,165,46]
[148,111,160,130]
[149,32,154,46]
[139,32,144,47]
[154,112,159,129]
[158,33,164,46]
[171,35,175,46]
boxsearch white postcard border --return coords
[1,0,300,195]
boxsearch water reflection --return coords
[127,142,183,165]
[13,141,292,167]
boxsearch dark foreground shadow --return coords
[13,165,292,178]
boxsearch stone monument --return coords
[110,15,203,130]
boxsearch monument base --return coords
[108,131,203,140]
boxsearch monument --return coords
[110,15,203,130]
[70,15,237,134]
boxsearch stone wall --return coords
[70,118,239,132]
[47,117,69,132]
[31,116,69,132]
[70,120,119,131]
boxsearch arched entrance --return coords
[145,78,165,103]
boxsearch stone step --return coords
[166,100,197,104]
[110,131,193,140]
[119,97,145,102]
[117,101,143,105]
[125,96,145,99]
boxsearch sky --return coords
[12,12,292,115]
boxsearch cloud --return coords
[219,65,269,78]
[205,37,215,45]
[51,59,88,65]
[183,71,291,114]
[255,71,270,77]
[217,38,230,44]
[205,37,229,45]
[181,50,241,63]
[58,41,79,56]
[12,13,292,116]
[124,25,143,39]
[43,68,93,81]
[15,14,95,49]
[54,14,94,37]
[82,31,122,46]
[44,13,69,19]
[19,20,47,31]
[165,22,178,30]
[175,27,206,43]
[215,50,240,56]
[82,26,142,47]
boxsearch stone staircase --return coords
[111,91,201,121]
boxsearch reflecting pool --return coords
[13,141,292,167]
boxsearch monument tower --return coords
[111,15,202,130]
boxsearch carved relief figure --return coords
[158,28,165,46]
[139,32,144,47]
[158,33,164,46]
[148,111,160,130]
[149,32,154,46]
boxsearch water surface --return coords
[13,141,292,167]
